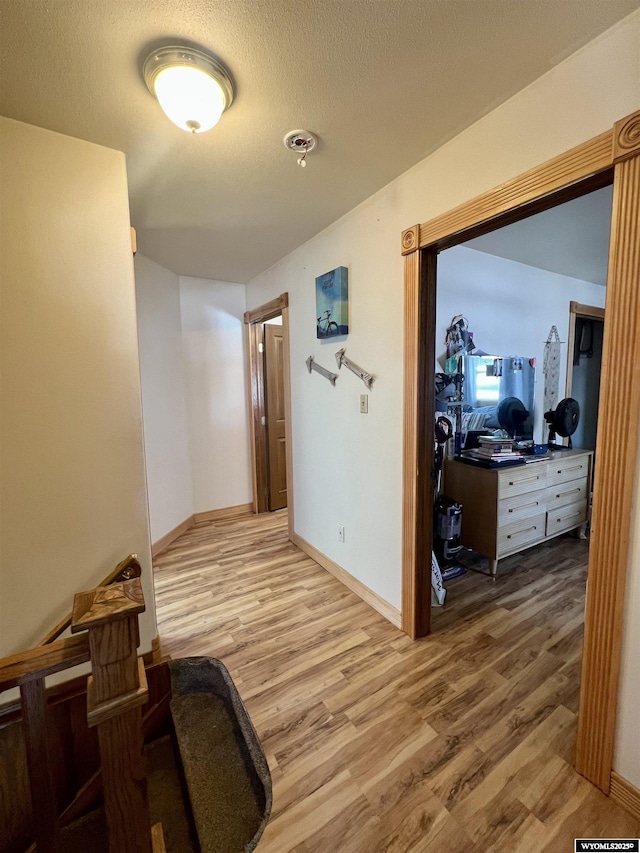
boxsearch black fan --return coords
[497,396,529,439]
[545,397,580,449]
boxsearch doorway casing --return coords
[244,293,294,540]
[401,110,640,794]
[566,301,606,397]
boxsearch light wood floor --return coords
[153,511,640,852]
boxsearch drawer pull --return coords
[556,464,583,474]
[556,487,581,499]
[508,500,539,513]
[508,476,539,487]
[557,511,583,523]
[507,526,537,539]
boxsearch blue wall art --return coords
[315,266,348,339]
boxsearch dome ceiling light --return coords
[143,45,234,134]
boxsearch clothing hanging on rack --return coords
[543,325,562,413]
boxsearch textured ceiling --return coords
[465,185,613,286]
[1,1,638,283]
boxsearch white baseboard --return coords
[291,532,402,629]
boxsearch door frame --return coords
[401,110,640,793]
[244,293,294,538]
[565,301,606,398]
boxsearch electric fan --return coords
[497,396,529,440]
[545,397,580,449]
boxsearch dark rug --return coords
[171,693,265,853]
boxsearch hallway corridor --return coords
[153,511,639,852]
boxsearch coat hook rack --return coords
[306,355,338,385]
[335,348,374,390]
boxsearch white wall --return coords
[248,237,405,610]
[135,254,194,542]
[437,246,606,442]
[134,264,251,530]
[245,12,640,781]
[0,118,156,655]
[179,276,252,513]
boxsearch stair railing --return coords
[38,554,142,646]
[0,635,92,852]
[0,570,164,853]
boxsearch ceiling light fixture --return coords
[284,130,317,168]
[143,45,234,134]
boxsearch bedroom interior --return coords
[431,183,610,582]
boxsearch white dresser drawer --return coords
[498,465,547,500]
[546,477,588,512]
[498,513,546,556]
[546,501,587,537]
[498,489,546,525]
[547,456,589,487]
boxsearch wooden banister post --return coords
[71,578,154,853]
[21,678,61,853]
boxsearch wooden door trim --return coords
[402,249,436,638]
[245,322,268,513]
[401,249,421,637]
[401,129,613,255]
[244,293,288,325]
[282,306,294,540]
[401,110,640,794]
[576,113,640,791]
[565,302,606,398]
[264,323,288,511]
[244,295,293,534]
[570,301,606,320]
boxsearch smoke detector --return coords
[284,129,317,167]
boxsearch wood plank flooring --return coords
[153,512,640,852]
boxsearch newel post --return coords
[71,578,153,853]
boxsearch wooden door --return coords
[265,324,287,510]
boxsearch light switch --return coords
[360,394,368,414]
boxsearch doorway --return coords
[264,318,287,511]
[244,293,294,537]
[401,110,640,793]
[566,302,605,454]
[432,186,610,583]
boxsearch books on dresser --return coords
[461,435,524,467]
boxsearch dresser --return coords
[443,448,592,576]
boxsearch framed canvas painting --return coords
[316,266,348,338]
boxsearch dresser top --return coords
[521,447,593,465]
[448,446,592,472]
